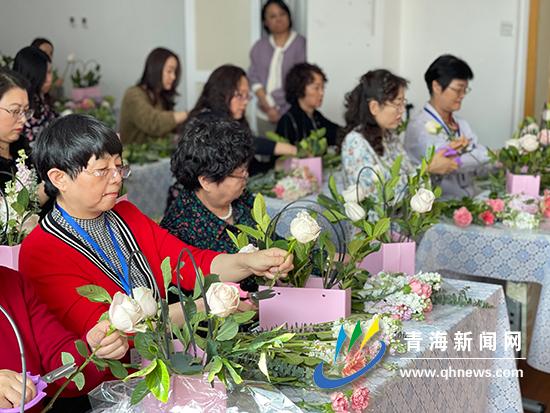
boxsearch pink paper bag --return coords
[0,244,21,271]
[359,241,416,275]
[506,172,540,197]
[283,157,323,186]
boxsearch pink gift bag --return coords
[71,86,101,102]
[0,244,21,270]
[283,157,323,186]
[506,172,541,197]
[259,277,351,330]
[359,241,416,275]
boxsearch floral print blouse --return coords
[342,129,415,195]
[23,95,58,143]
[160,187,256,253]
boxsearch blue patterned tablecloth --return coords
[283,279,522,413]
[417,222,550,375]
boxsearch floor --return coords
[519,360,550,413]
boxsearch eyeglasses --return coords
[447,86,472,96]
[385,98,408,111]
[227,171,249,181]
[82,165,131,180]
[0,107,34,120]
[234,92,251,102]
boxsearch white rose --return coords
[205,283,240,317]
[60,109,73,117]
[109,292,146,333]
[505,139,521,150]
[519,134,539,152]
[344,201,366,222]
[67,53,76,63]
[20,214,39,235]
[525,123,540,135]
[239,244,259,254]
[132,287,158,318]
[425,120,441,135]
[290,211,321,243]
[410,188,435,213]
[342,184,367,203]
[101,100,111,109]
[542,110,550,122]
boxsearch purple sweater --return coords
[248,33,306,115]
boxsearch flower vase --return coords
[283,157,323,186]
[259,277,351,330]
[0,244,21,270]
[71,86,101,102]
[358,241,416,275]
[506,171,540,197]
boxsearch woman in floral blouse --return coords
[341,69,459,194]
[161,114,256,254]
[12,46,58,144]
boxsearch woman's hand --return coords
[174,111,188,124]
[449,136,470,151]
[428,150,459,175]
[86,320,129,360]
[274,142,298,156]
[265,107,280,123]
[244,248,294,279]
[0,370,36,408]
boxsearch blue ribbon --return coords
[56,204,131,295]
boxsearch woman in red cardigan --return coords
[0,267,128,411]
[19,114,293,338]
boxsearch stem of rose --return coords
[268,239,296,288]
[40,326,115,413]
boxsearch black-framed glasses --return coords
[83,165,132,180]
[0,107,34,120]
[448,86,472,96]
[227,171,249,181]
[233,91,251,101]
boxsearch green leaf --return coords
[130,379,151,405]
[252,193,267,225]
[145,359,170,403]
[216,319,239,341]
[134,332,158,361]
[98,311,110,322]
[74,340,89,358]
[373,218,391,239]
[231,311,256,324]
[258,352,270,380]
[172,324,191,349]
[61,352,75,366]
[160,257,172,292]
[76,285,112,304]
[235,224,264,241]
[226,229,240,249]
[16,186,29,209]
[72,372,85,391]
[106,360,128,379]
[221,358,243,384]
[207,356,223,382]
[124,358,157,381]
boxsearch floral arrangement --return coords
[444,194,547,230]
[318,152,443,244]
[0,150,40,246]
[272,166,319,201]
[122,136,176,165]
[71,60,101,88]
[359,271,442,321]
[55,96,116,128]
[267,128,328,158]
[491,115,550,175]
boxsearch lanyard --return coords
[424,106,460,137]
[56,204,131,295]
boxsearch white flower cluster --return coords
[414,271,442,291]
[503,211,540,230]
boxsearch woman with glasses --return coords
[405,54,489,199]
[276,62,341,146]
[19,114,293,340]
[341,69,456,193]
[161,114,256,254]
[12,46,58,144]
[119,47,188,144]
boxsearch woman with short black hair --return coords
[119,47,188,144]
[19,114,293,340]
[276,62,341,146]
[12,46,57,143]
[161,114,257,253]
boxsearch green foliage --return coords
[76,285,113,304]
[71,62,101,88]
[122,136,176,165]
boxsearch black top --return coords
[276,104,341,146]
[0,136,31,191]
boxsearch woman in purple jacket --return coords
[248,0,306,135]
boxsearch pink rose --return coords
[453,207,473,227]
[479,210,495,226]
[539,129,550,146]
[350,387,370,412]
[273,184,285,198]
[409,278,432,298]
[331,392,350,413]
[485,198,504,213]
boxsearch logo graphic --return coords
[313,315,386,389]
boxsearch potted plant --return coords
[70,60,102,102]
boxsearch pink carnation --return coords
[479,210,495,226]
[273,184,285,198]
[485,198,504,213]
[453,207,472,227]
[350,387,370,412]
[331,392,350,413]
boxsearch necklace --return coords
[218,204,233,220]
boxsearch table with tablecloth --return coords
[417,222,550,376]
[124,158,173,219]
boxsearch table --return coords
[124,158,173,219]
[417,222,550,376]
[88,280,521,412]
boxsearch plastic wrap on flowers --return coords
[89,378,304,412]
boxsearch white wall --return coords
[0,0,187,110]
